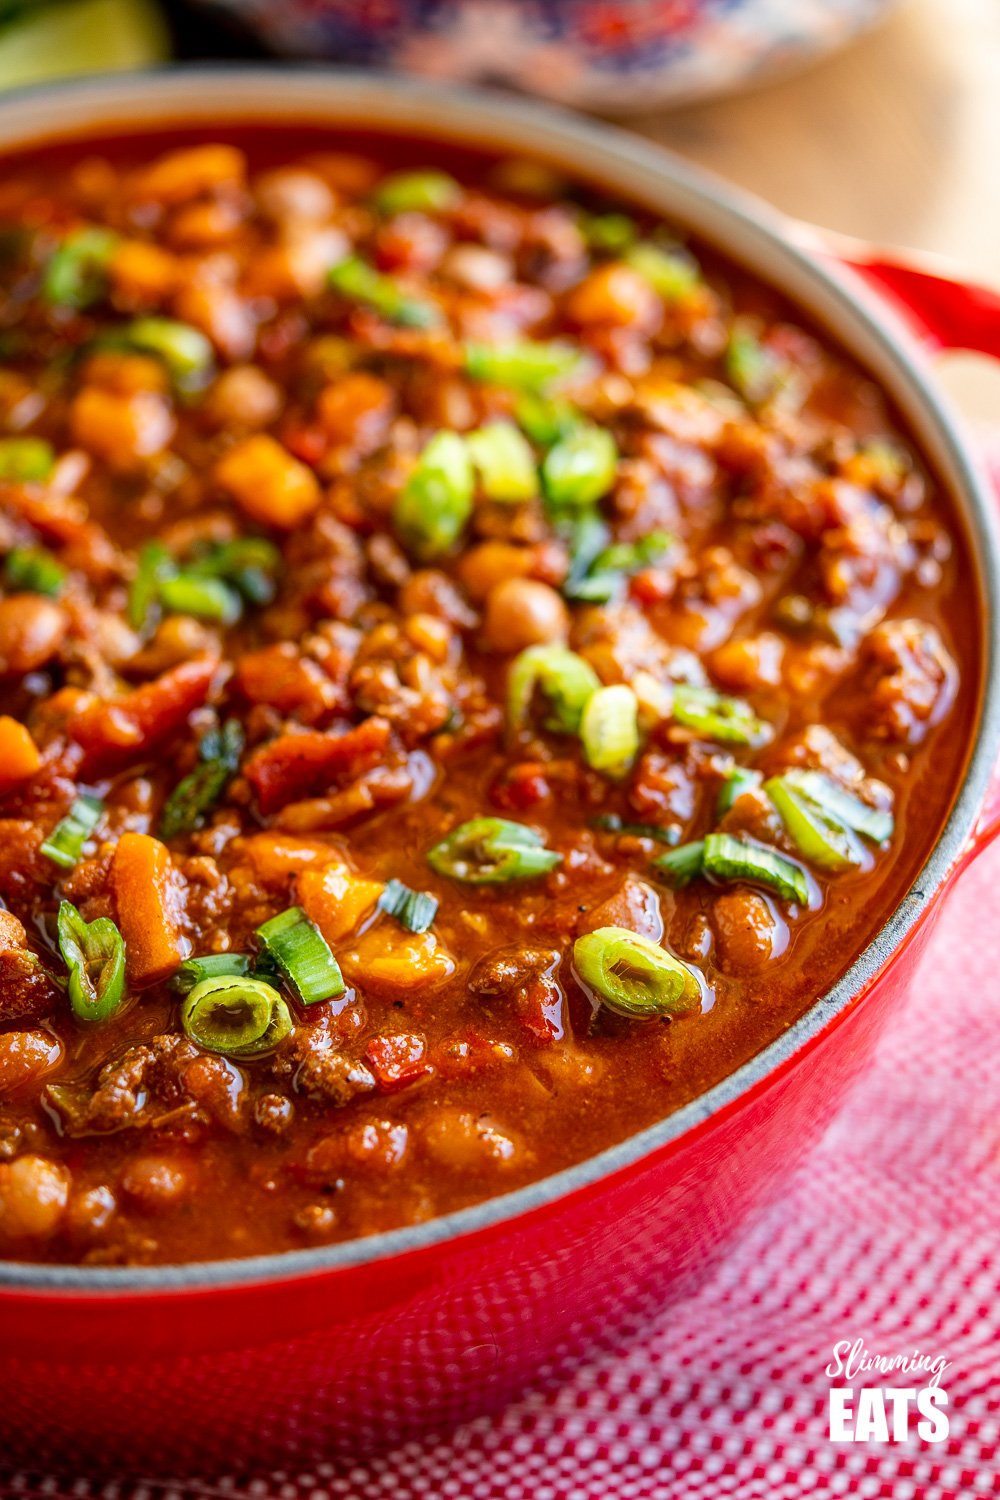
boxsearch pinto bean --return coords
[0,1154,70,1239]
[482,578,568,652]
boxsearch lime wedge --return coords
[0,0,169,91]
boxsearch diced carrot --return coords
[110,831,188,987]
[132,144,246,205]
[215,434,320,528]
[341,928,454,993]
[71,656,217,774]
[363,1033,432,1092]
[298,861,383,945]
[110,240,179,303]
[235,833,343,887]
[0,717,42,792]
[315,372,395,451]
[244,715,391,815]
[70,386,174,467]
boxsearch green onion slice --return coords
[582,213,638,254]
[625,242,701,302]
[703,832,809,904]
[467,421,539,502]
[158,572,242,624]
[393,431,474,561]
[543,425,618,509]
[373,169,461,216]
[725,320,786,405]
[515,392,580,448]
[128,540,173,632]
[580,684,640,779]
[653,839,707,889]
[566,530,673,602]
[428,818,561,884]
[464,339,583,392]
[378,878,439,934]
[41,794,103,871]
[591,814,680,845]
[770,769,893,844]
[43,227,118,310]
[160,719,244,840]
[573,926,703,1019]
[3,545,65,597]
[170,953,252,994]
[716,766,762,817]
[329,255,440,329]
[672,684,772,747]
[764,774,872,873]
[0,437,55,483]
[56,900,127,1026]
[114,318,215,387]
[180,975,292,1058]
[508,644,601,736]
[256,905,345,1005]
[187,537,281,605]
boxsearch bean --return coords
[421,1109,518,1171]
[0,1154,70,1239]
[0,1030,63,1097]
[120,1155,192,1213]
[482,577,569,652]
[0,595,67,673]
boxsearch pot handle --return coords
[794,224,1000,869]
[788,222,1000,359]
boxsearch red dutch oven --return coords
[0,69,997,1476]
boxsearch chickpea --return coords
[0,594,67,674]
[712,890,787,974]
[65,1184,117,1244]
[255,168,335,224]
[0,1154,70,1240]
[205,365,282,431]
[120,1155,191,1213]
[482,577,568,653]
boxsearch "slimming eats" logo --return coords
[826,1339,951,1443]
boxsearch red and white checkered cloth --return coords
[3,470,998,1500]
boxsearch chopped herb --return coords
[256,905,345,1005]
[428,817,561,883]
[672,684,771,747]
[508,644,601,736]
[0,437,55,483]
[626,242,701,302]
[591,815,681,845]
[56,900,127,1027]
[543,424,618,508]
[580,684,640,779]
[716,766,762,817]
[180,975,292,1057]
[40,794,103,871]
[329,255,440,329]
[4,545,65,597]
[393,431,474,561]
[574,926,703,1019]
[467,421,539,502]
[43,227,118,310]
[170,953,252,993]
[465,339,583,392]
[159,719,244,840]
[565,529,673,602]
[373,170,461,216]
[378,878,439,934]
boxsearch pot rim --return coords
[0,65,996,1296]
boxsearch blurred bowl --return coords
[195,0,898,113]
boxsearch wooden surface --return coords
[633,0,1000,423]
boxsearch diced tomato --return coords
[364,1032,432,1092]
[71,656,218,774]
[245,715,392,814]
[490,761,551,812]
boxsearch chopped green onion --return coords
[580,684,640,779]
[256,905,345,1005]
[626,242,701,302]
[858,437,909,484]
[41,794,103,871]
[329,255,440,329]
[591,814,680,845]
[716,766,762,817]
[128,541,173,631]
[582,213,638,254]
[3,545,65,597]
[467,422,539,502]
[393,431,474,561]
[543,425,618,508]
[0,437,55,483]
[653,839,706,888]
[566,530,673,602]
[373,169,461,216]
[428,817,561,884]
[180,975,292,1058]
[672,684,771,747]
[464,339,583,392]
[378,878,439,934]
[188,536,281,606]
[573,926,703,1019]
[558,507,612,599]
[770,768,893,844]
[515,392,580,449]
[764,774,864,873]
[115,318,215,386]
[725,321,784,405]
[56,900,127,1026]
[158,572,242,624]
[704,832,809,904]
[160,719,244,840]
[507,644,601,736]
[43,226,118,310]
[170,953,252,994]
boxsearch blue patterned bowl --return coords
[196,0,897,112]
